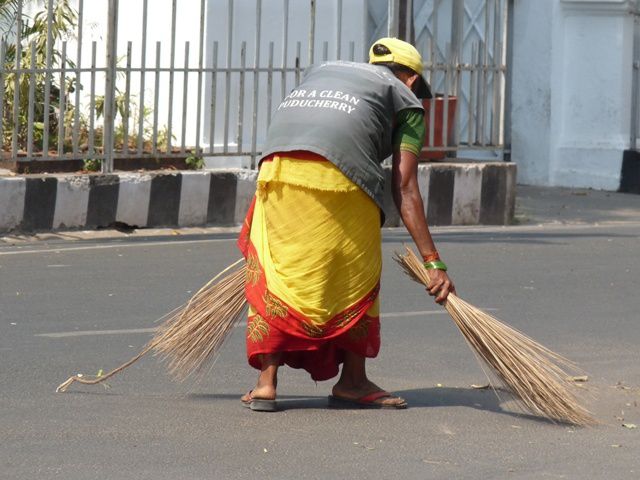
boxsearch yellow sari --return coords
[238,152,382,380]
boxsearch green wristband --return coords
[423,260,447,271]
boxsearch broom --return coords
[394,246,595,426]
[56,259,248,393]
[57,249,595,426]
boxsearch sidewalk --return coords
[515,185,640,225]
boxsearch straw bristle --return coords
[394,247,595,426]
[150,259,248,381]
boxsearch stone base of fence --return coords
[0,162,516,233]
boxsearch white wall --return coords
[512,0,637,189]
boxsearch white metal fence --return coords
[0,0,510,172]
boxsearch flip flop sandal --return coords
[241,391,278,412]
[328,391,408,410]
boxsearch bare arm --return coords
[391,149,455,303]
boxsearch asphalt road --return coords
[1,221,639,479]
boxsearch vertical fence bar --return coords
[72,0,84,156]
[468,42,477,146]
[123,41,133,153]
[0,40,6,150]
[427,0,440,147]
[166,0,177,154]
[152,42,161,155]
[481,0,490,146]
[491,0,502,146]
[632,17,640,149]
[433,0,440,66]
[349,41,355,61]
[237,41,246,154]
[503,0,514,157]
[208,42,218,154]
[195,0,206,156]
[475,41,483,145]
[180,41,189,153]
[11,0,23,160]
[223,0,234,154]
[281,0,289,100]
[322,41,328,61]
[27,43,36,159]
[475,38,484,145]
[103,0,119,173]
[309,0,316,64]
[450,0,464,70]
[42,0,54,155]
[453,52,462,147]
[442,43,451,154]
[137,0,148,155]
[450,0,463,147]
[427,27,436,149]
[295,41,301,86]
[336,0,342,59]
[388,0,399,37]
[480,42,487,146]
[58,41,67,157]
[250,0,262,168]
[88,41,96,156]
[427,96,436,148]
[267,42,274,128]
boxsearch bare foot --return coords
[331,379,406,408]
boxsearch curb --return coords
[0,163,516,233]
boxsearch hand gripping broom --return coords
[394,247,595,426]
[56,259,248,392]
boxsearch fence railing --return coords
[632,9,640,151]
[0,0,510,173]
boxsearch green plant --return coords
[1,0,78,152]
[83,158,101,172]
[2,0,187,163]
[185,154,204,170]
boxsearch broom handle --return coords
[55,340,160,393]
[55,259,247,393]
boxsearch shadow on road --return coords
[397,387,555,424]
[188,389,555,424]
[188,393,329,410]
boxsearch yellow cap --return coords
[369,37,431,98]
[369,37,423,74]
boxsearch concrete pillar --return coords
[512,0,636,189]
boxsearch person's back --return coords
[261,61,423,210]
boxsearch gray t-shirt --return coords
[260,61,423,213]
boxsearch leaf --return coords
[569,375,589,383]
[622,423,637,429]
[471,383,490,390]
[247,315,270,343]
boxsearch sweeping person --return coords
[237,37,455,411]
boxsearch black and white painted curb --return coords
[0,163,516,233]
